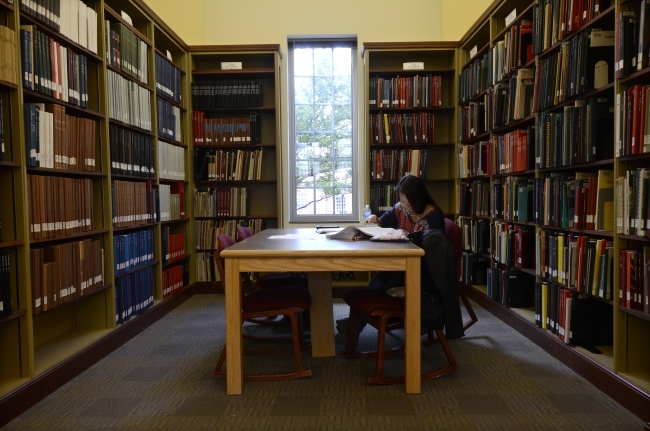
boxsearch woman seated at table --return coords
[335,174,445,345]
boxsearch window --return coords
[288,38,358,223]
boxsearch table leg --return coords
[307,272,335,357]
[404,256,421,394]
[225,258,243,394]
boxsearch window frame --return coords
[287,37,359,223]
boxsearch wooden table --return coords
[220,228,425,394]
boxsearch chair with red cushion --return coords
[236,225,308,290]
[212,234,312,381]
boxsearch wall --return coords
[142,0,492,226]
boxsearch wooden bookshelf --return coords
[362,42,458,216]
[456,0,650,422]
[188,45,282,283]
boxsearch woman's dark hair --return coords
[395,175,443,217]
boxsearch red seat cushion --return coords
[343,290,403,315]
[255,272,306,289]
[243,287,311,313]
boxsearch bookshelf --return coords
[457,0,650,419]
[362,42,458,217]
[0,0,193,406]
[188,45,282,284]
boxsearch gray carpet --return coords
[2,294,645,430]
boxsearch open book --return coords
[325,226,409,242]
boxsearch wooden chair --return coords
[213,234,312,381]
[236,225,308,290]
[341,291,458,385]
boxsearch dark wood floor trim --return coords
[465,287,650,423]
[0,285,199,428]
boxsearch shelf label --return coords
[166,50,173,61]
[221,62,243,70]
[469,45,478,59]
[403,62,424,70]
[505,9,517,27]
[121,11,133,26]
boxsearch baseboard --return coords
[0,284,198,428]
[464,286,650,423]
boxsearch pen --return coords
[316,226,339,229]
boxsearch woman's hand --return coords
[365,214,379,225]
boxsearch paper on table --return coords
[268,234,326,240]
[326,226,408,241]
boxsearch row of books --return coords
[617,84,650,157]
[157,98,181,142]
[30,238,103,314]
[457,216,490,255]
[491,19,534,83]
[370,149,428,181]
[534,283,613,349]
[113,230,154,276]
[460,251,489,287]
[158,140,186,181]
[616,4,650,79]
[536,230,614,299]
[107,69,152,131]
[535,96,614,168]
[533,29,614,112]
[486,265,536,308]
[491,127,534,174]
[115,266,153,325]
[193,187,248,217]
[194,218,265,250]
[23,103,96,170]
[20,0,98,53]
[155,53,182,104]
[109,125,155,177]
[0,250,11,318]
[162,262,189,299]
[161,228,185,265]
[457,180,490,217]
[491,222,535,270]
[191,81,262,109]
[616,168,650,237]
[369,184,396,213]
[196,252,217,282]
[0,25,17,84]
[20,25,89,107]
[191,111,261,146]
[532,0,611,55]
[491,176,534,223]
[111,180,155,228]
[536,170,614,231]
[619,247,650,313]
[105,21,148,84]
[28,175,93,240]
[488,69,534,129]
[458,141,490,178]
[193,148,264,182]
[159,182,185,221]
[368,75,443,108]
[458,51,491,104]
[458,102,486,141]
[369,112,436,144]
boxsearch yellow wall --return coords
[142,0,493,225]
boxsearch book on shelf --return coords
[616,11,638,79]
[595,169,614,231]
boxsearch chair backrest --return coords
[236,225,254,242]
[214,234,237,282]
[443,218,462,276]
